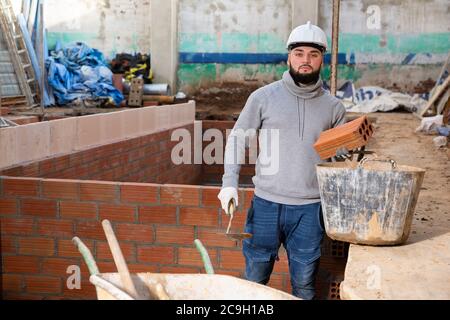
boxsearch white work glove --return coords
[217,187,238,215]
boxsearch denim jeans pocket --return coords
[290,247,321,265]
[316,205,325,233]
[243,242,274,263]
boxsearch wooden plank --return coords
[420,76,450,117]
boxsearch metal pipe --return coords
[122,82,170,96]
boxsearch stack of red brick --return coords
[314,116,374,160]
[1,107,11,116]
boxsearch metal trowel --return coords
[222,199,252,241]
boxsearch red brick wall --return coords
[0,124,202,186]
[0,119,347,300]
[202,121,255,186]
[0,176,347,300]
[0,176,262,299]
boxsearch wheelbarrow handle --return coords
[72,236,99,276]
[358,158,397,170]
[102,219,139,299]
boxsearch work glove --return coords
[217,187,238,215]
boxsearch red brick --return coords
[139,206,177,224]
[25,276,62,294]
[1,235,17,253]
[219,249,245,270]
[0,199,18,215]
[99,204,136,222]
[42,180,79,200]
[160,185,200,206]
[96,241,136,262]
[197,228,238,248]
[128,264,159,273]
[1,166,23,176]
[37,219,74,238]
[41,258,87,277]
[137,246,175,264]
[53,155,71,172]
[159,266,200,274]
[3,256,40,273]
[180,207,219,227]
[18,237,55,256]
[155,225,195,245]
[3,274,23,292]
[62,280,97,300]
[242,188,255,210]
[120,183,159,204]
[3,293,44,300]
[58,239,94,258]
[96,261,118,273]
[178,247,218,268]
[39,159,54,176]
[1,217,34,235]
[273,254,289,273]
[220,210,247,229]
[75,221,105,240]
[268,273,286,292]
[22,163,40,177]
[2,177,39,197]
[115,223,154,243]
[201,187,221,207]
[79,181,118,202]
[60,201,97,219]
[215,269,243,278]
[21,199,57,217]
[0,106,10,116]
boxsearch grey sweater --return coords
[222,71,346,205]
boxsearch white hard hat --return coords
[286,21,328,51]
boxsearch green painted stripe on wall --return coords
[47,32,98,50]
[177,63,286,87]
[180,32,450,54]
[338,33,450,54]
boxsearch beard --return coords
[289,64,321,86]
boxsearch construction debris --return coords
[110,52,153,83]
[334,82,428,114]
[46,42,124,106]
[415,115,443,134]
[127,78,144,107]
[433,136,448,149]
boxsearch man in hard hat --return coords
[218,22,346,300]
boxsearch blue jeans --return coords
[243,195,325,300]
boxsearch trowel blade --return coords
[225,233,253,241]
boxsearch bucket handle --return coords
[358,158,397,170]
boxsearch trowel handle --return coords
[227,199,236,216]
[226,199,235,234]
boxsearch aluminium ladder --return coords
[0,0,39,108]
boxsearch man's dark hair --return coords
[288,42,326,53]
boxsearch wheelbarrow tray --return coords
[91,273,300,300]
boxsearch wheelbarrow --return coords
[72,219,299,300]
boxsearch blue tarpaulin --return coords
[46,42,124,106]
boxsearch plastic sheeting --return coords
[46,42,124,106]
[333,81,428,114]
